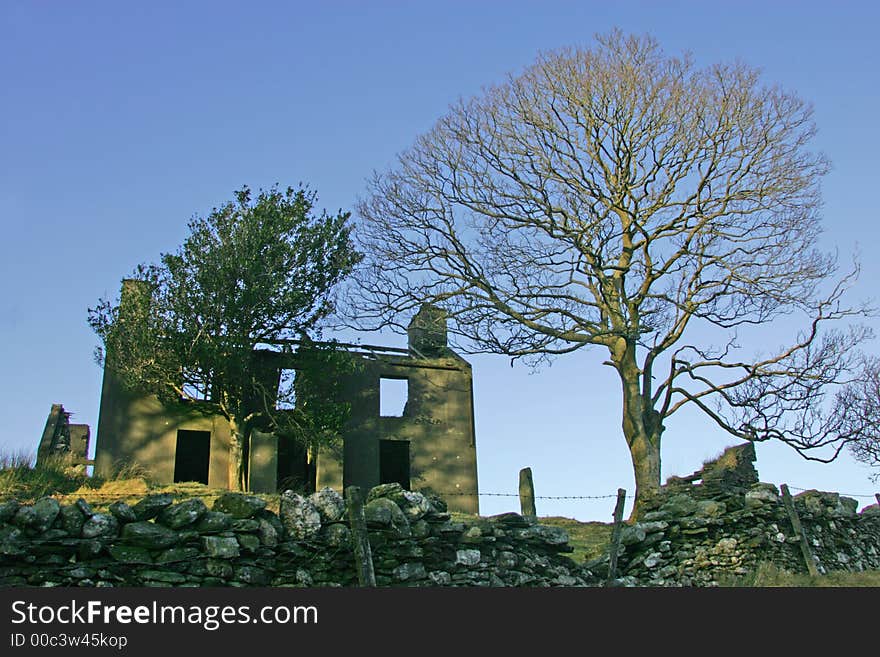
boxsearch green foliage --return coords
[271,340,363,454]
[88,184,362,488]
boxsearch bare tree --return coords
[351,31,878,513]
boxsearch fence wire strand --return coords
[0,485,876,504]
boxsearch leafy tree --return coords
[89,185,362,490]
[351,31,878,513]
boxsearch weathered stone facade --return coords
[94,285,480,513]
[0,485,590,588]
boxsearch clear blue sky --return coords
[2,1,879,520]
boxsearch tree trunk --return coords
[227,416,245,492]
[627,430,661,519]
[613,338,663,519]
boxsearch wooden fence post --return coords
[519,467,537,518]
[606,488,627,586]
[345,486,376,587]
[780,484,819,577]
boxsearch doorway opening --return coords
[379,439,410,489]
[173,429,211,484]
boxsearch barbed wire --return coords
[0,484,876,504]
[434,491,620,500]
[785,486,878,499]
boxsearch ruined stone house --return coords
[93,301,480,513]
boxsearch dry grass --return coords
[538,516,613,563]
[0,450,279,511]
[0,451,93,500]
[724,562,880,587]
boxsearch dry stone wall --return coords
[589,444,880,586]
[0,484,594,588]
[2,445,877,587]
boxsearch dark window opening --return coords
[174,430,211,484]
[380,439,410,489]
[380,377,409,417]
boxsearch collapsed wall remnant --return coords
[36,404,91,470]
[93,293,480,513]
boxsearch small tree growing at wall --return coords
[89,185,362,490]
[351,31,879,514]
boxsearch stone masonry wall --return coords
[0,484,593,587]
[2,445,878,587]
[588,444,880,586]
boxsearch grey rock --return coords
[108,501,137,523]
[411,519,431,539]
[108,545,153,564]
[32,498,61,532]
[644,552,663,568]
[0,525,25,556]
[121,521,179,549]
[366,482,406,503]
[77,539,104,560]
[456,549,481,566]
[141,570,187,584]
[12,505,37,529]
[320,523,351,547]
[488,512,534,527]
[237,534,261,553]
[68,566,96,579]
[497,551,518,568]
[398,491,432,521]
[231,519,260,532]
[75,498,95,518]
[206,560,233,578]
[393,562,427,581]
[516,525,569,546]
[155,547,200,564]
[254,509,284,536]
[636,521,669,534]
[363,499,391,526]
[202,536,240,558]
[364,498,410,537]
[257,519,279,547]
[279,492,322,540]
[745,483,780,508]
[212,493,267,519]
[695,500,726,518]
[234,565,269,585]
[309,487,346,523]
[621,525,647,546]
[660,494,699,517]
[81,513,119,538]
[194,511,233,533]
[838,497,859,516]
[428,570,452,585]
[132,494,173,521]
[157,498,207,529]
